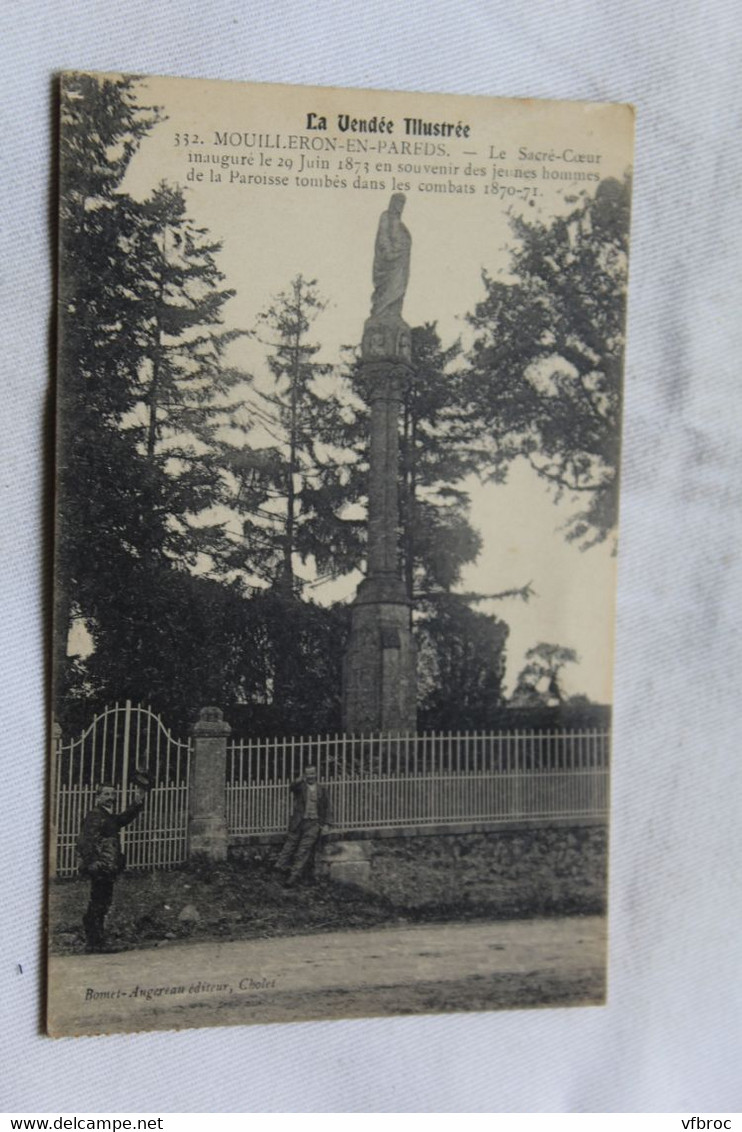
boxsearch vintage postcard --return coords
[49,72,633,1035]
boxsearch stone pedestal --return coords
[342,315,417,734]
[342,578,417,734]
[188,706,231,861]
[322,840,373,889]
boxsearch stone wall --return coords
[350,825,607,917]
[232,823,608,918]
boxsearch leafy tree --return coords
[67,573,255,733]
[416,596,508,731]
[64,578,351,738]
[228,592,350,736]
[465,175,631,548]
[511,642,579,707]
[399,324,486,599]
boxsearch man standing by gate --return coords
[274,765,332,887]
[76,773,151,952]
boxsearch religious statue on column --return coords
[363,193,413,362]
[371,192,412,320]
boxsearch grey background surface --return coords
[2,0,741,1113]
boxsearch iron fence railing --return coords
[52,709,609,876]
[226,728,609,837]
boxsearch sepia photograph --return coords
[48,72,633,1036]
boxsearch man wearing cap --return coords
[76,777,150,952]
[274,765,332,887]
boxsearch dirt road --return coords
[48,915,606,1035]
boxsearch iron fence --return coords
[226,728,609,838]
[52,707,609,877]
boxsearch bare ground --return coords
[47,916,606,1035]
[49,853,604,957]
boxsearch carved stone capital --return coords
[362,315,413,363]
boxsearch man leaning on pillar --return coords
[274,765,332,887]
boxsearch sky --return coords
[112,72,632,701]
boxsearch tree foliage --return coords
[55,75,249,714]
[399,324,486,598]
[416,596,508,731]
[227,593,350,737]
[511,642,579,707]
[56,74,163,699]
[64,580,349,737]
[132,182,247,571]
[465,175,631,548]
[223,275,364,594]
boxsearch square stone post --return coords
[188,707,231,861]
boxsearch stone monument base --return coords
[342,579,417,734]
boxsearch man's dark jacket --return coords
[287,779,331,832]
[76,800,143,877]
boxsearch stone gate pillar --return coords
[188,706,231,861]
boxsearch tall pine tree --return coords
[55,73,162,705]
[224,275,363,593]
[133,182,246,572]
[56,75,255,722]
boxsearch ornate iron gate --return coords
[51,701,191,877]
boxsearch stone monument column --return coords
[342,194,417,734]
